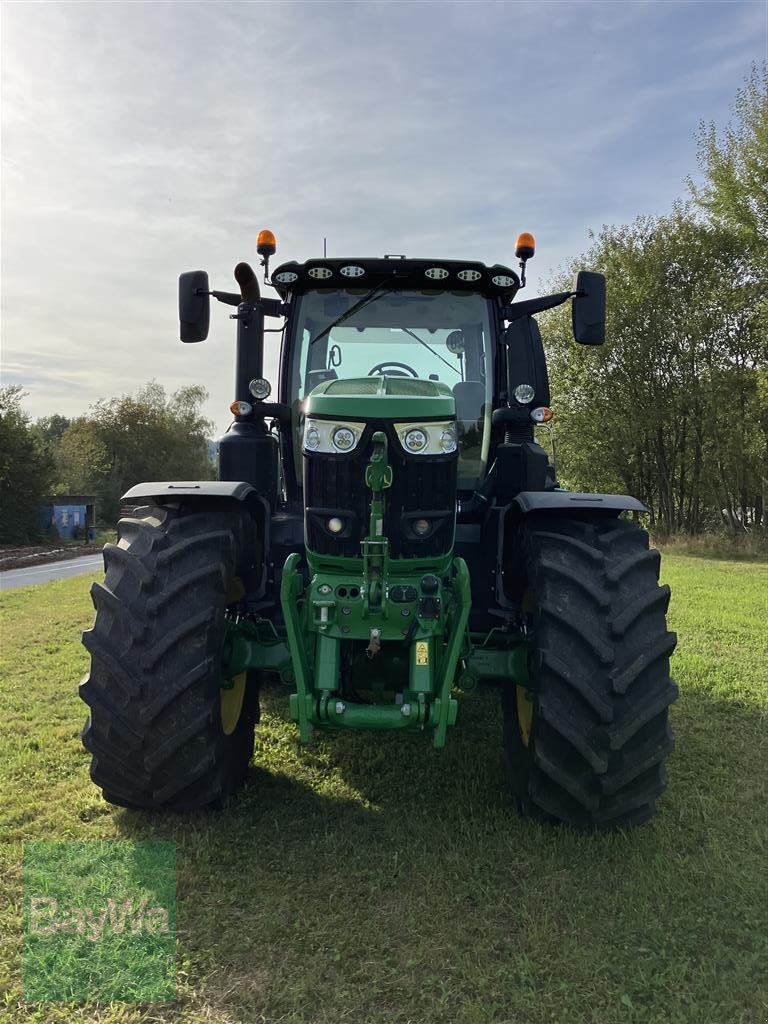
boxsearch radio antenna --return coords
[323,237,327,257]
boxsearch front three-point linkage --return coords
[361,432,393,652]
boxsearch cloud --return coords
[1,0,763,431]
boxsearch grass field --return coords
[0,553,766,1023]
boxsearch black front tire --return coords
[503,516,678,830]
[80,502,260,811]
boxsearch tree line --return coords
[0,381,214,544]
[542,66,766,538]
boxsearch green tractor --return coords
[81,230,677,828]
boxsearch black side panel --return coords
[495,442,550,503]
[218,423,279,507]
[455,515,503,633]
[504,316,550,407]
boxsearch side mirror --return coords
[179,271,210,343]
[572,271,606,345]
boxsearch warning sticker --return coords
[415,641,429,666]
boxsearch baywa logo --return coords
[23,840,177,1003]
[29,895,171,942]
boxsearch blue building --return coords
[38,495,97,542]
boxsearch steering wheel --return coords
[368,361,419,378]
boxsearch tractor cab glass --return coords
[287,289,494,489]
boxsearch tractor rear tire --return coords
[80,502,260,811]
[502,516,677,829]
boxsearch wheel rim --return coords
[220,672,247,735]
[221,577,247,735]
[516,685,533,747]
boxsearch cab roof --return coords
[269,257,521,300]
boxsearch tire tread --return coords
[503,515,677,830]
[80,502,259,811]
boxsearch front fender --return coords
[512,491,647,515]
[122,480,256,503]
[121,480,270,597]
[121,479,268,531]
[494,491,647,612]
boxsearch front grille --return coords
[304,421,457,559]
[386,453,456,557]
[305,455,367,557]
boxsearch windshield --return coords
[286,289,494,489]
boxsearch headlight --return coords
[248,377,272,400]
[514,383,536,404]
[302,418,365,454]
[403,428,428,453]
[439,427,457,452]
[395,421,457,456]
[332,426,356,451]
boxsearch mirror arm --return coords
[199,290,288,318]
[503,290,576,323]
[203,289,242,307]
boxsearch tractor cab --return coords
[271,257,521,498]
[284,282,490,492]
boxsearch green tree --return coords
[689,63,768,531]
[541,68,767,539]
[54,418,111,496]
[0,386,54,544]
[689,63,768,265]
[34,414,71,448]
[542,209,764,534]
[56,381,214,522]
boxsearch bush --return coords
[0,387,54,545]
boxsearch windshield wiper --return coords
[398,327,461,377]
[308,283,390,348]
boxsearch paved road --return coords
[0,554,103,591]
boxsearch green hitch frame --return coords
[223,566,531,750]
[280,552,315,743]
[279,552,470,746]
[431,556,470,747]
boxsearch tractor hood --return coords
[304,376,455,422]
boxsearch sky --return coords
[1,0,765,435]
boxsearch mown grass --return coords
[0,554,766,1023]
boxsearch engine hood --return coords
[304,376,455,421]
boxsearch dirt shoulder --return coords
[0,543,105,572]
